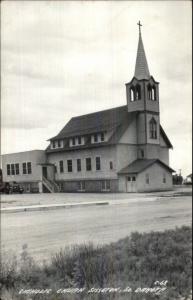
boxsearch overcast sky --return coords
[1,1,192,176]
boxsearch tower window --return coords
[130,87,135,102]
[149,118,157,139]
[136,84,141,100]
[147,84,156,101]
[146,174,149,184]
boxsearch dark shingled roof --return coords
[46,105,173,153]
[118,159,175,174]
[49,105,129,140]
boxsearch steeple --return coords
[134,21,150,80]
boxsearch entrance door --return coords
[42,167,47,179]
[126,175,137,192]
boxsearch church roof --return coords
[49,105,130,140]
[118,159,175,174]
[47,105,173,151]
[134,30,150,80]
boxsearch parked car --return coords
[9,182,24,194]
[0,182,10,194]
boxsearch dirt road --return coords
[1,194,192,261]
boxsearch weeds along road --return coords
[1,195,192,261]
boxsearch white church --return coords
[1,24,174,193]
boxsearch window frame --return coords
[67,159,73,172]
[96,157,101,171]
[149,118,157,139]
[77,159,81,172]
[86,158,92,171]
[7,164,11,176]
[59,160,64,173]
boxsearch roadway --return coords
[1,194,192,262]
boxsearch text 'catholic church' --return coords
[1,24,175,193]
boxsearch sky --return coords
[1,1,192,176]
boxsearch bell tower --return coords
[126,22,161,158]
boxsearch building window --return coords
[72,138,76,146]
[77,159,81,172]
[59,160,64,173]
[163,173,166,183]
[130,87,135,102]
[96,157,101,171]
[86,158,92,171]
[52,141,56,149]
[10,164,15,175]
[101,133,105,142]
[127,176,131,181]
[23,163,27,175]
[136,84,141,100]
[110,161,113,170]
[78,181,85,191]
[7,164,11,176]
[77,136,81,145]
[147,84,156,101]
[67,160,73,172]
[149,118,157,139]
[15,163,20,175]
[102,180,110,191]
[94,134,98,143]
[132,176,136,181]
[146,174,149,184]
[27,162,32,174]
[54,165,57,173]
[58,140,61,148]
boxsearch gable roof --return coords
[49,105,130,141]
[46,105,173,152]
[118,159,175,174]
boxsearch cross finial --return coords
[137,20,142,33]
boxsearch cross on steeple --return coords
[137,20,142,33]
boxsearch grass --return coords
[0,226,192,300]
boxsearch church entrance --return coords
[126,175,137,192]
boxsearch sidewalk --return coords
[1,200,109,213]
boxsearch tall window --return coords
[130,87,135,102]
[86,158,92,171]
[58,140,61,147]
[149,118,157,139]
[94,134,98,142]
[67,160,73,172]
[147,84,156,101]
[59,160,64,173]
[23,163,27,174]
[136,84,141,100]
[72,138,76,146]
[27,162,32,174]
[11,164,15,175]
[96,157,101,171]
[15,163,20,175]
[110,161,113,170]
[101,133,105,142]
[77,136,82,145]
[7,164,11,175]
[77,159,81,172]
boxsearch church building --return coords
[1,24,174,193]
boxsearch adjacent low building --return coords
[1,26,175,193]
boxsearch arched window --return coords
[136,84,141,100]
[147,84,152,100]
[149,118,157,139]
[152,86,156,101]
[130,87,135,102]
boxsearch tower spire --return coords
[134,21,150,80]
